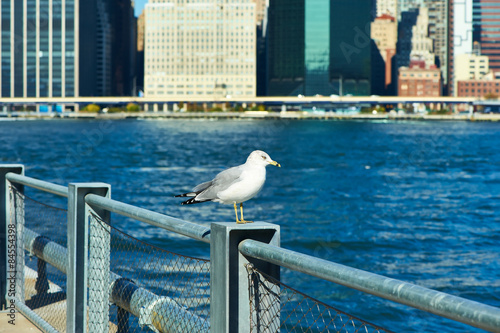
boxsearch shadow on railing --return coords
[1,165,500,333]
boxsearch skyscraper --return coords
[108,0,136,96]
[409,7,435,67]
[136,11,145,94]
[473,0,500,73]
[0,0,136,99]
[397,0,451,93]
[396,8,419,69]
[267,0,372,96]
[143,0,257,98]
[453,0,472,56]
[376,0,398,18]
[0,0,77,98]
[371,14,397,93]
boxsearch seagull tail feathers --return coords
[175,192,198,198]
[180,197,212,205]
[175,191,212,205]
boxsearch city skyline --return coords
[2,0,500,100]
[135,0,492,99]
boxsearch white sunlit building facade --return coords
[144,0,257,99]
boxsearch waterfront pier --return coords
[2,165,500,332]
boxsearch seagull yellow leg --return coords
[235,203,244,224]
[240,203,253,223]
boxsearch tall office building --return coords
[1,0,77,97]
[376,0,398,19]
[0,0,135,98]
[427,0,449,82]
[473,0,500,73]
[267,0,372,96]
[144,0,257,98]
[108,0,136,96]
[409,7,435,67]
[136,11,145,94]
[447,0,454,96]
[454,0,473,56]
[397,0,451,93]
[396,9,419,69]
[253,0,268,26]
[371,14,397,93]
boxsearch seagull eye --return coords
[261,155,266,160]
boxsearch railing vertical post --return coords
[0,165,24,310]
[210,222,280,333]
[67,183,110,333]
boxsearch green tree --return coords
[83,104,100,112]
[126,103,141,112]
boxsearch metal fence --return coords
[1,164,500,333]
[246,264,393,333]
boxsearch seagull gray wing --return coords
[195,165,243,201]
[192,180,213,192]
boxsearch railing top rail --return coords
[239,239,500,333]
[85,193,211,243]
[6,172,68,197]
[3,171,210,243]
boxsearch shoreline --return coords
[2,111,500,122]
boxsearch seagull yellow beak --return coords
[269,160,281,167]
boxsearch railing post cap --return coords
[68,182,111,189]
[211,221,280,232]
[0,164,25,168]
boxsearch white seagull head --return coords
[246,150,281,168]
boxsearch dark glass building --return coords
[1,0,77,98]
[0,0,135,98]
[267,0,372,96]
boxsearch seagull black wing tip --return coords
[181,198,212,205]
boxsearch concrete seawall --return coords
[3,111,500,121]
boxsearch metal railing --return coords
[239,240,500,332]
[84,193,211,243]
[1,164,500,333]
[1,166,213,332]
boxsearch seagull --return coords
[175,150,281,223]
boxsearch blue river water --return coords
[1,118,499,332]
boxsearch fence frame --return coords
[0,165,24,311]
[1,164,500,333]
[67,183,111,332]
[1,166,215,333]
[210,222,280,332]
[239,239,500,332]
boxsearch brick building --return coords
[456,79,500,98]
[398,60,442,97]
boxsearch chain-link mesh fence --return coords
[246,264,393,333]
[10,185,210,333]
[89,212,211,332]
[10,185,68,332]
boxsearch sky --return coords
[134,0,148,16]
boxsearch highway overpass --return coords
[0,95,493,112]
